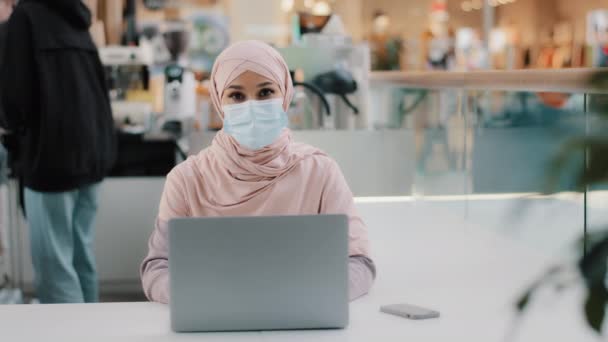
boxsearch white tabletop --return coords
[0,201,602,341]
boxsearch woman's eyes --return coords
[227,88,275,102]
[258,88,275,98]
[228,92,246,102]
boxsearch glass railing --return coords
[365,68,607,259]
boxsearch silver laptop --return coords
[168,214,349,332]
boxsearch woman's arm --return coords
[140,168,189,303]
[349,255,377,300]
[140,218,171,303]
[319,157,376,300]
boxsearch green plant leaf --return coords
[578,236,608,288]
[579,230,608,251]
[534,69,608,336]
[544,138,585,194]
[544,136,608,194]
[516,266,563,312]
[584,286,608,334]
[583,139,608,187]
[516,289,532,312]
[589,70,608,91]
[587,94,608,119]
[578,235,608,334]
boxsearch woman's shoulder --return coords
[292,142,339,170]
[165,152,207,184]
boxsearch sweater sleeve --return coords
[0,8,34,132]
[349,255,376,301]
[319,157,371,257]
[140,168,189,303]
[318,157,375,300]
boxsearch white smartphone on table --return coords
[380,303,440,320]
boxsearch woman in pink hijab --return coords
[141,40,375,304]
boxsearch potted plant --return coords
[517,70,608,334]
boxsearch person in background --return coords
[368,10,402,71]
[141,41,376,304]
[0,0,116,303]
[0,0,15,263]
[0,0,16,127]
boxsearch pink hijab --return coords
[156,40,370,255]
[209,40,294,117]
[202,40,322,206]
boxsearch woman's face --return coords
[221,71,283,106]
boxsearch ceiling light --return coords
[281,0,294,12]
[471,0,482,10]
[311,1,331,15]
[461,1,472,11]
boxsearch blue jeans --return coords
[25,184,100,303]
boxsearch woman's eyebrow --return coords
[228,84,244,90]
[257,82,274,88]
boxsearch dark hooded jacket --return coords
[0,0,116,192]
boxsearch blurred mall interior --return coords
[1,0,608,341]
[120,0,608,71]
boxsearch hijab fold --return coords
[199,129,324,207]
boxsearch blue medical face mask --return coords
[222,98,288,150]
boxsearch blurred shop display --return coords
[99,46,154,131]
[537,22,584,69]
[194,75,223,131]
[188,12,229,131]
[143,0,167,10]
[139,24,172,65]
[83,0,106,46]
[289,70,331,130]
[93,0,228,138]
[162,20,196,119]
[552,22,583,68]
[105,0,124,44]
[85,0,608,135]
[100,46,153,101]
[587,9,608,67]
[99,45,179,177]
[189,13,230,72]
[489,27,516,69]
[312,69,359,115]
[143,0,219,10]
[368,11,403,71]
[293,10,331,38]
[534,22,583,109]
[281,11,370,130]
[91,0,139,46]
[455,28,487,70]
[92,1,229,179]
[358,0,608,72]
[422,1,454,71]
